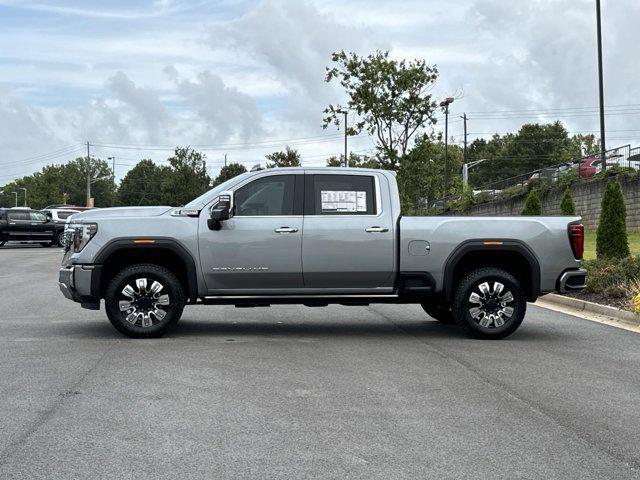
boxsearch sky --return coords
[0,0,639,183]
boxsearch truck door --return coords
[199,173,304,293]
[302,173,395,292]
[6,210,31,241]
[28,211,55,242]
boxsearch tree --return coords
[118,159,171,206]
[560,188,576,215]
[468,122,588,188]
[325,152,379,168]
[0,157,115,209]
[265,146,301,168]
[521,189,542,215]
[596,180,629,259]
[213,163,247,186]
[396,135,463,212]
[323,50,439,169]
[161,147,211,206]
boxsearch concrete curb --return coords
[540,293,640,326]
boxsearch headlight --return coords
[65,223,98,253]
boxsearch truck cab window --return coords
[30,212,47,222]
[234,175,295,217]
[307,174,376,215]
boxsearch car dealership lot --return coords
[1,247,639,479]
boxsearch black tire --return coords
[452,267,526,340]
[105,263,185,338]
[0,240,5,247]
[421,303,455,324]
[55,231,67,247]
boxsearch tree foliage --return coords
[0,157,115,209]
[396,135,463,212]
[213,162,247,186]
[117,159,170,206]
[265,146,301,168]
[560,188,576,215]
[325,152,379,168]
[467,123,600,188]
[323,50,439,169]
[521,189,542,215]
[596,180,629,259]
[160,147,211,206]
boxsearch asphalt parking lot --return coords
[1,247,639,479]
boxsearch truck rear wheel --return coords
[452,267,526,339]
[421,303,455,324]
[105,263,185,338]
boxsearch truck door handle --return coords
[275,227,298,234]
[365,226,389,233]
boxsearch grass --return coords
[583,230,640,260]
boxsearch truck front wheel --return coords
[452,267,526,339]
[105,263,185,338]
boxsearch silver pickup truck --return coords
[59,167,586,339]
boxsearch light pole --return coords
[440,97,455,195]
[19,187,27,207]
[11,191,17,207]
[595,0,606,171]
[462,159,487,187]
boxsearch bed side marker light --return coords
[482,241,503,245]
[133,239,156,244]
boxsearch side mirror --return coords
[208,191,233,231]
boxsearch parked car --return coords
[0,207,67,247]
[578,156,602,178]
[59,167,585,340]
[42,208,81,224]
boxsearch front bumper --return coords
[557,268,587,294]
[59,265,102,309]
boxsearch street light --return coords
[19,187,27,207]
[11,191,17,207]
[595,0,606,171]
[462,159,487,187]
[439,97,455,195]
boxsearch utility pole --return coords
[11,191,17,207]
[460,113,468,166]
[86,142,91,207]
[343,110,348,167]
[19,187,27,207]
[224,153,227,167]
[108,156,116,187]
[595,0,606,171]
[440,97,455,195]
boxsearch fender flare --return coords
[94,237,199,301]
[442,239,541,302]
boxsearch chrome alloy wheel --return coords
[118,278,170,328]
[468,281,514,329]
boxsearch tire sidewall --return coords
[453,269,526,339]
[56,231,67,247]
[105,264,185,338]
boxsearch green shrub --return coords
[521,189,542,215]
[596,180,629,259]
[560,188,576,215]
[583,256,640,294]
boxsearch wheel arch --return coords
[443,240,540,302]
[95,238,198,302]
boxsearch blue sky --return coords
[1,0,639,182]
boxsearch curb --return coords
[540,293,640,326]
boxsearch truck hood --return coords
[69,206,174,221]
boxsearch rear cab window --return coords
[305,174,377,215]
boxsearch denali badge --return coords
[212,267,269,271]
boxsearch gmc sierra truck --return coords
[59,167,586,339]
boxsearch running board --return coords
[198,294,400,307]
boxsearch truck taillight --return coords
[568,224,584,260]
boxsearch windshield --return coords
[184,172,253,209]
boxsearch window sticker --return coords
[321,190,367,212]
